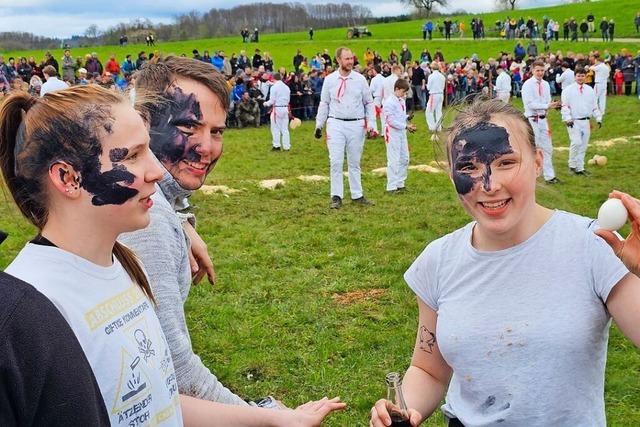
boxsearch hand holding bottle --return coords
[370,372,422,427]
[370,399,421,427]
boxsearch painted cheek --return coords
[83,164,139,206]
[452,171,475,195]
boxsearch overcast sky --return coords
[0,0,562,39]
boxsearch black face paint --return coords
[109,147,129,163]
[450,123,513,195]
[149,86,204,165]
[16,105,139,207]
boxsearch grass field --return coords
[2,0,640,72]
[1,94,639,425]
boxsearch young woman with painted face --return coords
[369,99,640,427]
[1,85,183,426]
[0,86,344,427]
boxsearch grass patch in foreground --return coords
[1,96,639,425]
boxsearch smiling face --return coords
[337,49,354,73]
[149,77,226,190]
[449,118,542,239]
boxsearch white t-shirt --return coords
[40,76,69,97]
[7,243,183,427]
[404,211,628,427]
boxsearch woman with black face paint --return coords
[1,86,183,426]
[1,82,344,427]
[370,98,640,427]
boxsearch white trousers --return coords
[425,93,443,132]
[385,127,409,191]
[496,91,510,103]
[270,107,290,150]
[567,119,591,171]
[528,117,555,180]
[326,119,366,199]
[595,82,607,116]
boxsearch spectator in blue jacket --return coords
[121,54,136,77]
[212,52,224,72]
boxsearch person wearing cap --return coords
[264,72,291,151]
[494,65,512,103]
[315,47,377,209]
[561,66,602,176]
[77,68,88,85]
[425,61,445,139]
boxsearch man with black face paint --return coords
[118,56,250,405]
[119,56,346,421]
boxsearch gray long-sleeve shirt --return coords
[119,171,248,406]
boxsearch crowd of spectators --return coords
[1,40,638,128]
[422,11,640,46]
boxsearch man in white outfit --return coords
[495,65,512,103]
[561,67,603,175]
[381,64,403,106]
[555,62,575,92]
[40,65,69,97]
[315,47,378,209]
[383,79,415,193]
[263,72,291,151]
[425,62,445,138]
[592,53,611,116]
[368,66,385,131]
[522,60,561,184]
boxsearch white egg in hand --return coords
[597,199,628,231]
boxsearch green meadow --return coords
[1,0,640,424]
[1,95,639,424]
[3,0,640,69]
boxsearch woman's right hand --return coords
[281,396,346,427]
[369,399,422,427]
[595,190,640,277]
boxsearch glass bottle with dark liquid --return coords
[385,372,411,427]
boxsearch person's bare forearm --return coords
[402,365,448,422]
[180,395,281,427]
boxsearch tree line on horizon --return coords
[0,2,375,51]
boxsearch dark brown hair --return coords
[134,55,229,114]
[42,65,57,77]
[0,86,155,303]
[394,78,410,91]
[531,60,546,69]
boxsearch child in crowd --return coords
[383,78,415,194]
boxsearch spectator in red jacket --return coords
[105,54,120,77]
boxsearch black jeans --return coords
[449,418,465,427]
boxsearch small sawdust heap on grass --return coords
[259,179,286,190]
[332,288,386,305]
[199,185,242,195]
